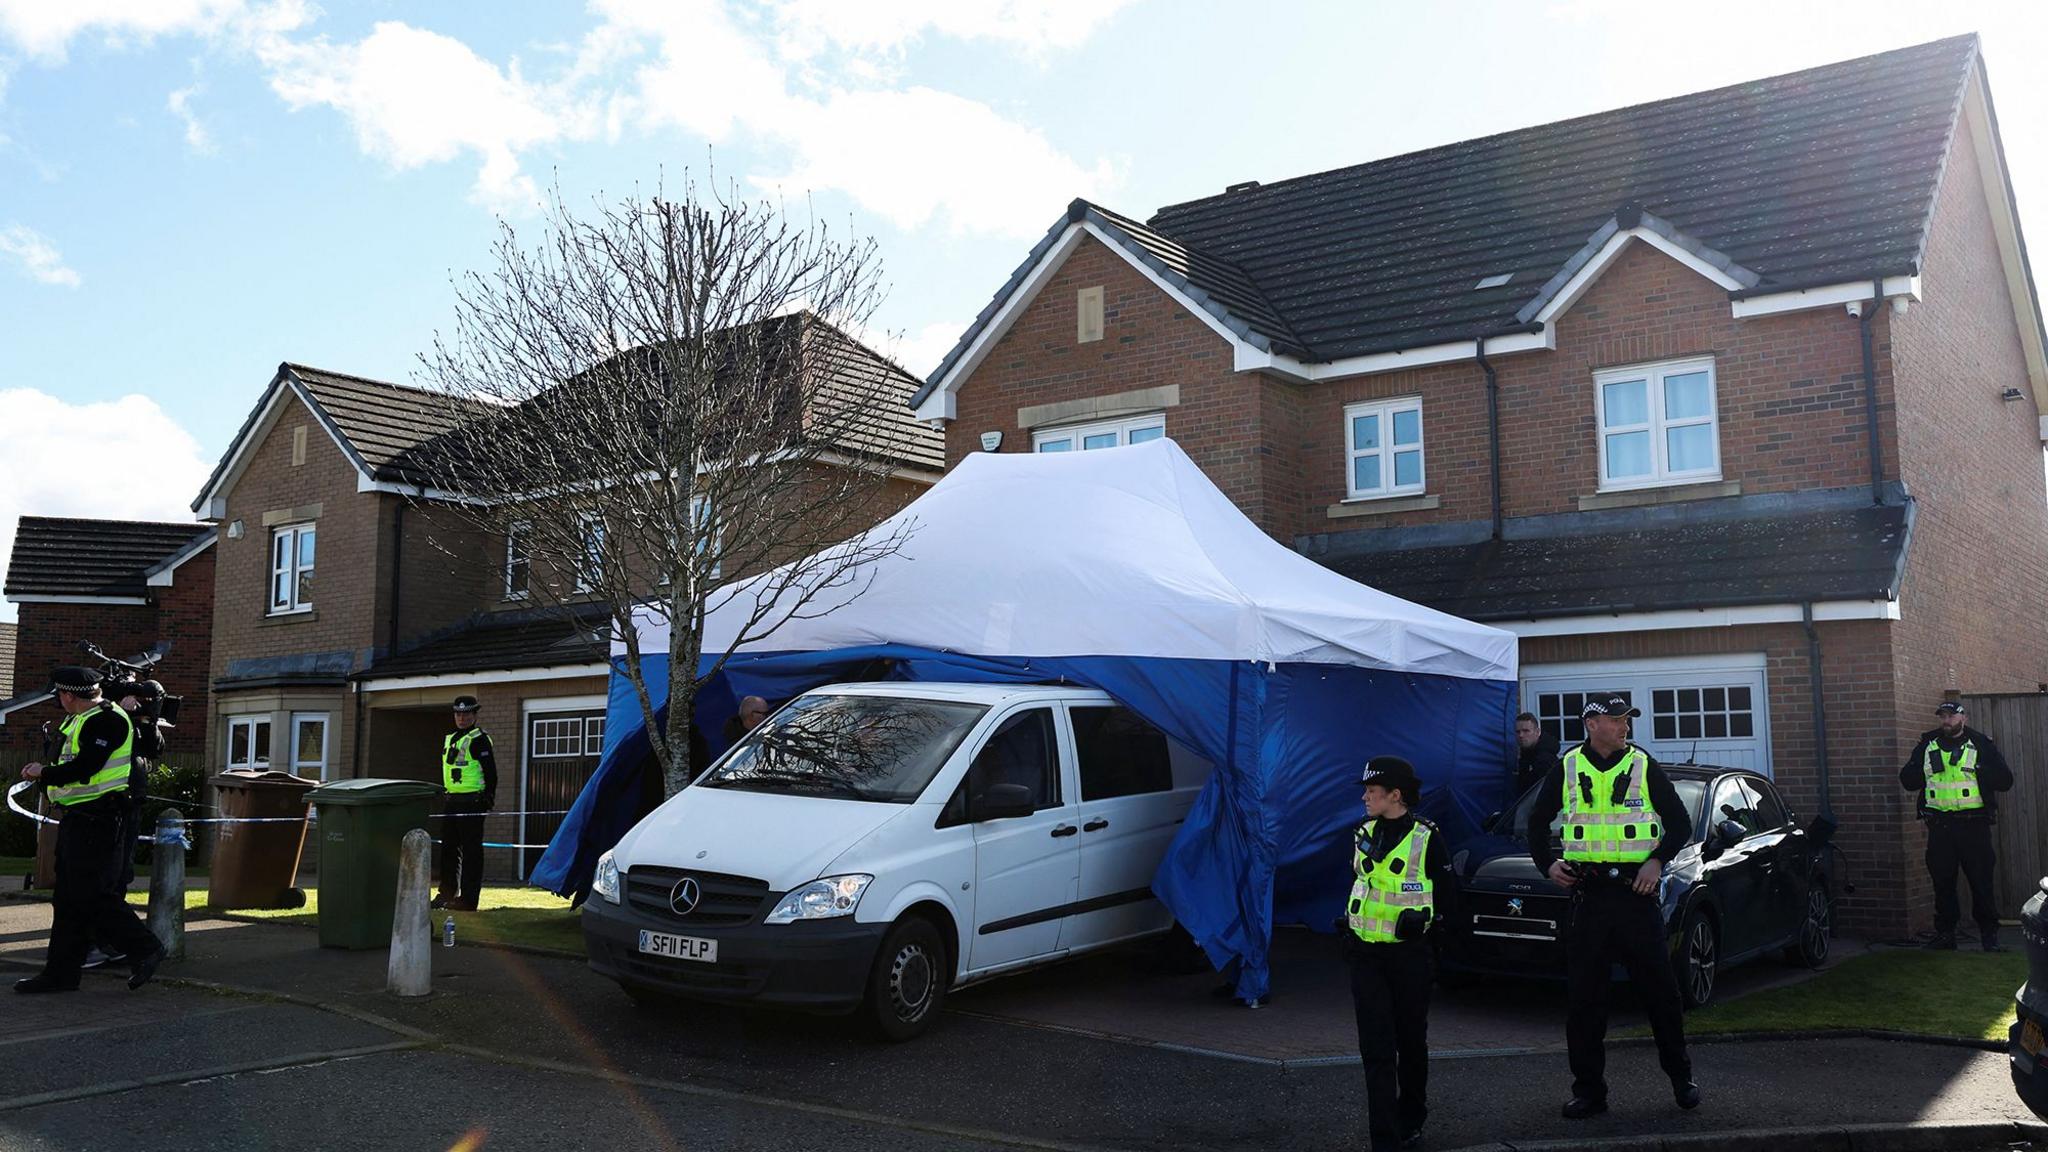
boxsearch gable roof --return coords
[5,517,214,600]
[918,35,2042,410]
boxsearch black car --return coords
[1443,764,1832,1008]
[2009,876,2048,1118]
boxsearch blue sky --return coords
[2,1,2045,620]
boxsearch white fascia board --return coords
[1533,228,1749,327]
[7,594,150,606]
[199,373,376,516]
[1496,599,1899,638]
[144,534,217,587]
[522,694,607,715]
[1730,276,1923,319]
[357,663,610,693]
[1269,328,1555,382]
[356,473,490,506]
[2038,414,2048,443]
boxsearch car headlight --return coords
[765,874,872,923]
[593,850,620,905]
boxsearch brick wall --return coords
[1887,106,2048,931]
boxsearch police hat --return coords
[1936,701,1966,716]
[48,665,102,695]
[451,695,481,713]
[1360,755,1422,799]
[1580,692,1640,719]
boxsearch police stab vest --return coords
[1346,819,1433,943]
[47,702,135,807]
[1923,740,1986,813]
[443,729,486,794]
[1561,744,1660,863]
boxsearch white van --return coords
[581,681,1214,1038]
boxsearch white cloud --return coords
[0,390,213,624]
[891,319,969,377]
[771,0,1139,59]
[166,84,214,153]
[0,224,80,287]
[0,0,258,63]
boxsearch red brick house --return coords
[911,36,2048,936]
[193,325,941,877]
[0,517,216,753]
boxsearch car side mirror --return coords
[971,782,1036,822]
[1715,820,1746,847]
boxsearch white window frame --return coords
[574,512,604,593]
[1032,412,1166,453]
[268,522,315,615]
[503,520,531,600]
[529,715,588,758]
[226,714,273,771]
[1343,397,1426,500]
[290,712,330,780]
[1593,356,1721,492]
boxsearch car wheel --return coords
[864,916,948,1041]
[1784,881,1831,969]
[1676,907,1718,1010]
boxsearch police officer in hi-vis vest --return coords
[1900,700,2014,951]
[14,666,165,993]
[433,695,498,911]
[1526,693,1698,1118]
[1344,756,1455,1151]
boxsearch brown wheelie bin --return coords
[207,769,318,908]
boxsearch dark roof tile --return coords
[5,518,212,599]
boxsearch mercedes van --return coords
[581,681,1214,1039]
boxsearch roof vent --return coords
[1475,273,1513,290]
[1225,180,1260,194]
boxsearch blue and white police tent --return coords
[533,437,1518,1000]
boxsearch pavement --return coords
[0,893,2040,1152]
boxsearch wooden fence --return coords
[1959,692,2048,913]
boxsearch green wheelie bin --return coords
[303,778,441,950]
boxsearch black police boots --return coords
[1674,1080,1702,1109]
[1923,932,1958,950]
[127,945,167,991]
[1983,927,2006,952]
[13,974,78,994]
[1561,1097,1608,1120]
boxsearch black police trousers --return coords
[44,803,161,985]
[1925,817,1999,936]
[1564,882,1690,1102]
[1347,937,1432,1151]
[438,795,490,906]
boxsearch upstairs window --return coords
[504,521,531,600]
[574,512,604,593]
[1033,413,1165,452]
[1595,357,1720,490]
[269,523,315,614]
[1345,398,1425,499]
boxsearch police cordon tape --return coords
[8,780,566,849]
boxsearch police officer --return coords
[14,666,164,993]
[1345,756,1455,1151]
[80,682,164,972]
[433,695,497,912]
[1900,700,2014,951]
[1526,693,1698,1118]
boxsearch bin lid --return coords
[304,778,442,806]
[210,769,319,789]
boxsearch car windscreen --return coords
[1495,777,1709,844]
[699,694,989,803]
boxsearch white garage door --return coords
[1521,654,1772,776]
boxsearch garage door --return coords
[1521,654,1772,776]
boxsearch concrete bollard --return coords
[146,809,186,960]
[387,828,433,997]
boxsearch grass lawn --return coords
[1677,948,2027,1042]
[126,885,584,955]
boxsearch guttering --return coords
[1802,602,1835,822]
[1477,337,1503,540]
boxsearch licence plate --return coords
[638,930,717,963]
[2024,1018,2044,1058]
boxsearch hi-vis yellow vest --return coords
[1561,744,1660,863]
[443,730,486,794]
[1346,820,1433,943]
[47,703,134,807]
[1923,741,1986,813]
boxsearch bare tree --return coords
[410,178,920,798]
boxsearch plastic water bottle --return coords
[442,915,455,948]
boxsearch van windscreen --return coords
[701,694,990,803]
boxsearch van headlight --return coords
[593,850,621,905]
[765,874,872,923]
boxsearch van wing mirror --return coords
[972,782,1036,822]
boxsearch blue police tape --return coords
[153,824,193,849]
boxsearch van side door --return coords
[961,706,1080,972]
[1059,703,1190,950]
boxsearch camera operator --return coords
[15,666,165,994]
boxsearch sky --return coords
[1,0,2046,622]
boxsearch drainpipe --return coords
[387,500,406,656]
[1802,602,1835,822]
[1858,278,1886,505]
[1478,337,1504,540]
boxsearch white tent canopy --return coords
[631,438,1515,682]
